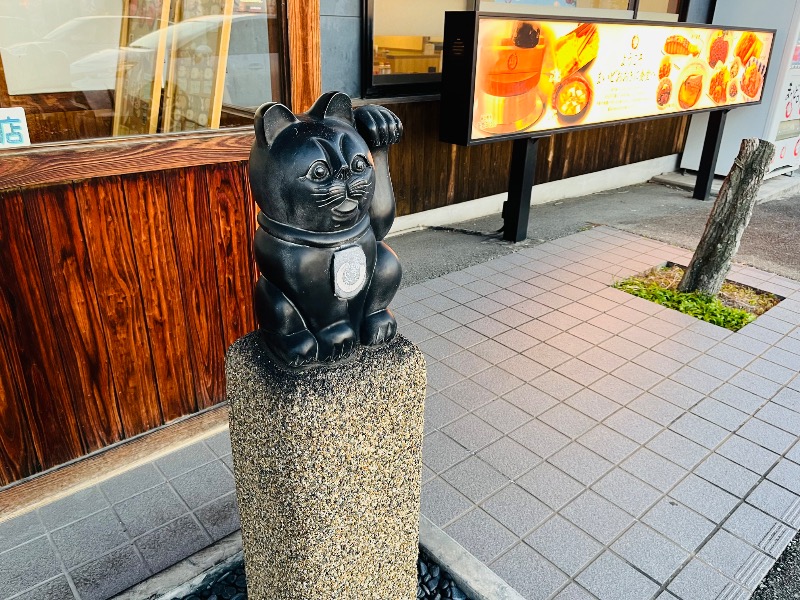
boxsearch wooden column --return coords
[287,0,322,113]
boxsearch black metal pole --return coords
[693,109,729,201]
[503,137,539,243]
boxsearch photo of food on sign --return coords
[470,18,774,141]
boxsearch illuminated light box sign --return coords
[440,13,775,145]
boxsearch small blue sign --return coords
[0,108,31,149]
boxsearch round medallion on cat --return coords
[249,91,403,369]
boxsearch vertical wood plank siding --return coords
[0,104,688,485]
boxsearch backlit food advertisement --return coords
[470,17,774,141]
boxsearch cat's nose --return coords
[335,166,351,180]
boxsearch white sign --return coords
[0,107,31,149]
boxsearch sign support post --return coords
[693,109,730,201]
[503,136,539,242]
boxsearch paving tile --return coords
[403,283,440,301]
[518,463,585,511]
[670,330,718,352]
[767,459,800,494]
[761,346,800,371]
[515,299,554,320]
[50,508,129,569]
[717,435,779,474]
[567,389,621,422]
[578,425,638,463]
[728,371,783,399]
[421,477,473,527]
[444,509,517,564]
[426,362,465,391]
[667,558,749,600]
[482,484,552,536]
[524,342,572,368]
[136,514,211,573]
[471,366,524,396]
[530,371,583,401]
[598,336,647,361]
[497,354,548,382]
[738,324,783,345]
[38,487,109,531]
[442,456,509,503]
[401,322,437,343]
[649,379,704,410]
[669,474,738,524]
[442,414,502,452]
[723,503,795,559]
[569,322,614,345]
[100,464,166,505]
[0,511,45,554]
[619,326,664,349]
[547,332,593,356]
[469,339,518,364]
[726,333,771,356]
[503,384,559,417]
[442,350,492,377]
[548,443,613,487]
[10,576,76,600]
[418,313,461,335]
[644,498,715,553]
[691,398,749,431]
[540,310,584,332]
[670,413,728,449]
[746,358,796,386]
[747,480,800,529]
[170,460,235,511]
[738,418,797,454]
[440,379,496,410]
[590,375,643,406]
[670,366,722,396]
[612,522,688,583]
[711,383,766,414]
[113,483,187,538]
[194,491,240,540]
[605,409,662,444]
[539,405,597,439]
[0,536,62,599]
[422,431,470,473]
[651,339,701,365]
[695,454,760,498]
[562,301,603,322]
[422,276,460,294]
[490,543,568,600]
[441,325,488,348]
[706,344,757,369]
[631,350,683,377]
[592,468,661,517]
[466,297,507,316]
[507,281,545,300]
[494,328,538,352]
[70,544,151,600]
[424,393,468,432]
[629,393,683,426]
[621,448,685,492]
[510,419,571,458]
[560,491,635,544]
[474,398,531,434]
[756,402,800,435]
[478,436,541,479]
[579,294,620,313]
[698,529,772,590]
[418,336,465,361]
[420,294,460,313]
[442,270,479,286]
[689,354,740,381]
[525,515,603,577]
[577,551,660,600]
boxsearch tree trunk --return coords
[677,138,775,296]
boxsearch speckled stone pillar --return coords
[226,331,426,600]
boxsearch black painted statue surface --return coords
[249,92,403,369]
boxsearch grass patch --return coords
[614,265,780,332]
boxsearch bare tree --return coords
[678,138,775,296]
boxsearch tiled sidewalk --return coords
[2,225,800,600]
[405,226,800,600]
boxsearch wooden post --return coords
[678,138,775,296]
[287,0,321,112]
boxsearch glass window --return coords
[0,0,284,145]
[365,0,472,97]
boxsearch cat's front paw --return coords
[316,321,357,362]
[354,105,403,150]
[262,329,318,368]
[361,309,397,346]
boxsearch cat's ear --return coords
[254,102,298,148]
[306,92,354,125]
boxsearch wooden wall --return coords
[383,100,691,217]
[0,162,257,486]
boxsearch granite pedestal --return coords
[226,332,426,600]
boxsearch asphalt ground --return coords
[389,178,800,600]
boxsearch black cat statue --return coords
[249,92,403,369]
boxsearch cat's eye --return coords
[351,155,368,173]
[307,161,330,181]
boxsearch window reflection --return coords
[0,0,282,144]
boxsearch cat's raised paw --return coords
[354,105,403,150]
[316,321,357,362]
[361,309,397,346]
